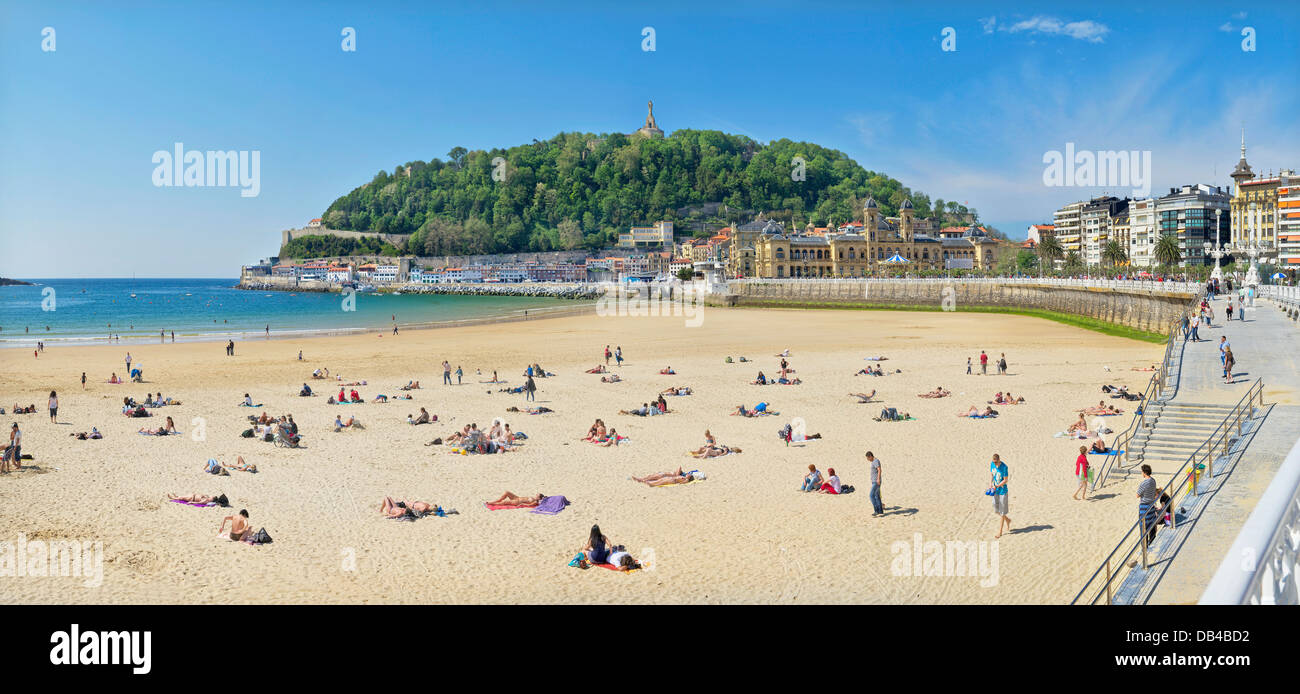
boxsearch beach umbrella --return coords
[1271,272,1286,280]
[884,253,909,264]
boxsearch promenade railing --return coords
[1072,378,1265,605]
[1259,284,1300,312]
[1200,435,1300,604]
[727,277,1200,295]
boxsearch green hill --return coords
[322,129,973,256]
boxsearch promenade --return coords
[1113,290,1300,603]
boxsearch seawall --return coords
[724,279,1196,334]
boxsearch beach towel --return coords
[170,499,217,507]
[530,495,570,515]
[1088,449,1124,456]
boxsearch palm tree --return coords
[1102,240,1128,268]
[1038,236,1064,273]
[1153,234,1182,269]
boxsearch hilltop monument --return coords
[635,100,664,138]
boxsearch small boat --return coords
[129,293,137,298]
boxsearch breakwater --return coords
[723,279,1198,333]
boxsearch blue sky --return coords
[2,0,1297,278]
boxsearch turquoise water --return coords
[0,278,575,347]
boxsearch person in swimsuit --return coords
[633,468,695,486]
[582,524,611,564]
[485,492,544,507]
[380,496,437,518]
[218,509,251,541]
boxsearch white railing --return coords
[1200,436,1300,604]
[1259,284,1300,311]
[728,277,1201,295]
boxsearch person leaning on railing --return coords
[1131,465,1161,566]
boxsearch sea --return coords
[0,278,578,348]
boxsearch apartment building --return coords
[1278,172,1300,269]
[1156,184,1230,267]
[1128,198,1157,268]
[618,221,674,249]
[1052,201,1085,256]
[1080,197,1128,266]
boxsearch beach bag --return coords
[777,423,792,441]
[249,528,272,544]
[241,428,255,438]
[263,432,274,442]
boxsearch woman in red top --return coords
[1072,445,1089,500]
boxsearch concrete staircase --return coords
[1130,402,1237,467]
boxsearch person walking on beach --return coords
[615,346,624,367]
[81,372,86,390]
[989,453,1010,538]
[298,350,303,361]
[1180,314,1189,340]
[604,345,612,366]
[6,422,22,471]
[266,324,270,337]
[979,350,988,375]
[48,391,58,424]
[866,451,884,517]
[1189,314,1201,342]
[524,375,536,402]
[1223,347,1236,384]
[1218,336,1230,369]
[1073,445,1089,500]
[455,366,463,385]
[125,352,132,375]
[442,361,452,385]
[966,357,972,375]
[998,353,1008,375]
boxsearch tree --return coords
[557,218,582,251]
[1037,236,1064,272]
[676,267,695,282]
[1153,234,1182,268]
[447,147,468,170]
[1102,240,1128,267]
[1064,250,1082,271]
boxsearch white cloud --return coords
[979,16,996,34]
[1002,16,1110,43]
[1219,22,1236,33]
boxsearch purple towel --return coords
[530,495,570,515]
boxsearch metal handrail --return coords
[1091,289,1206,488]
[1071,378,1265,605]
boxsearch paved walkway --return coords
[1134,292,1300,603]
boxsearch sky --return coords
[1,0,1297,278]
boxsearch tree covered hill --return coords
[321,129,975,256]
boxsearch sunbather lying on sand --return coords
[169,492,229,506]
[873,407,913,422]
[399,380,421,390]
[958,406,998,418]
[633,467,701,486]
[585,365,607,374]
[917,387,951,398]
[507,406,553,414]
[850,391,877,403]
[775,349,790,357]
[70,427,103,440]
[1081,401,1122,415]
[381,496,440,518]
[600,374,622,383]
[595,427,624,447]
[660,386,692,396]
[692,444,739,458]
[333,415,362,431]
[730,403,774,417]
[485,491,544,508]
[620,402,665,416]
[1130,364,1157,372]
[139,416,178,435]
[865,356,889,361]
[659,367,676,375]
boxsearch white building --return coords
[373,264,401,283]
[326,264,354,283]
[407,267,423,283]
[619,221,674,249]
[1052,201,1084,257]
[442,267,483,283]
[1128,199,1157,268]
[300,262,329,281]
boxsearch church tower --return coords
[1230,127,1254,193]
[636,100,665,139]
[900,199,914,242]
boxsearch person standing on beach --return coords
[171,330,175,342]
[455,366,463,385]
[999,353,1008,375]
[48,391,58,424]
[125,352,132,375]
[7,423,22,470]
[442,361,452,385]
[81,372,86,390]
[1189,314,1201,342]
[979,350,988,375]
[989,453,1010,538]
[1180,314,1189,340]
[966,357,972,375]
[524,374,536,402]
[605,345,612,365]
[615,346,623,367]
[1223,347,1236,384]
[1136,464,1159,550]
[266,324,270,337]
[866,451,884,517]
[1226,301,1233,321]
[1073,446,1089,500]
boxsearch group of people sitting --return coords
[332,414,362,432]
[988,392,1024,405]
[799,464,846,494]
[855,365,897,376]
[620,395,670,417]
[723,356,750,363]
[330,388,365,404]
[658,366,676,375]
[121,397,152,417]
[310,367,331,379]
[69,427,103,440]
[524,363,552,378]
[444,420,517,453]
[571,524,640,571]
[752,371,801,385]
[582,419,624,446]
[1081,401,1123,415]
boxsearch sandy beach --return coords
[0,307,1161,604]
